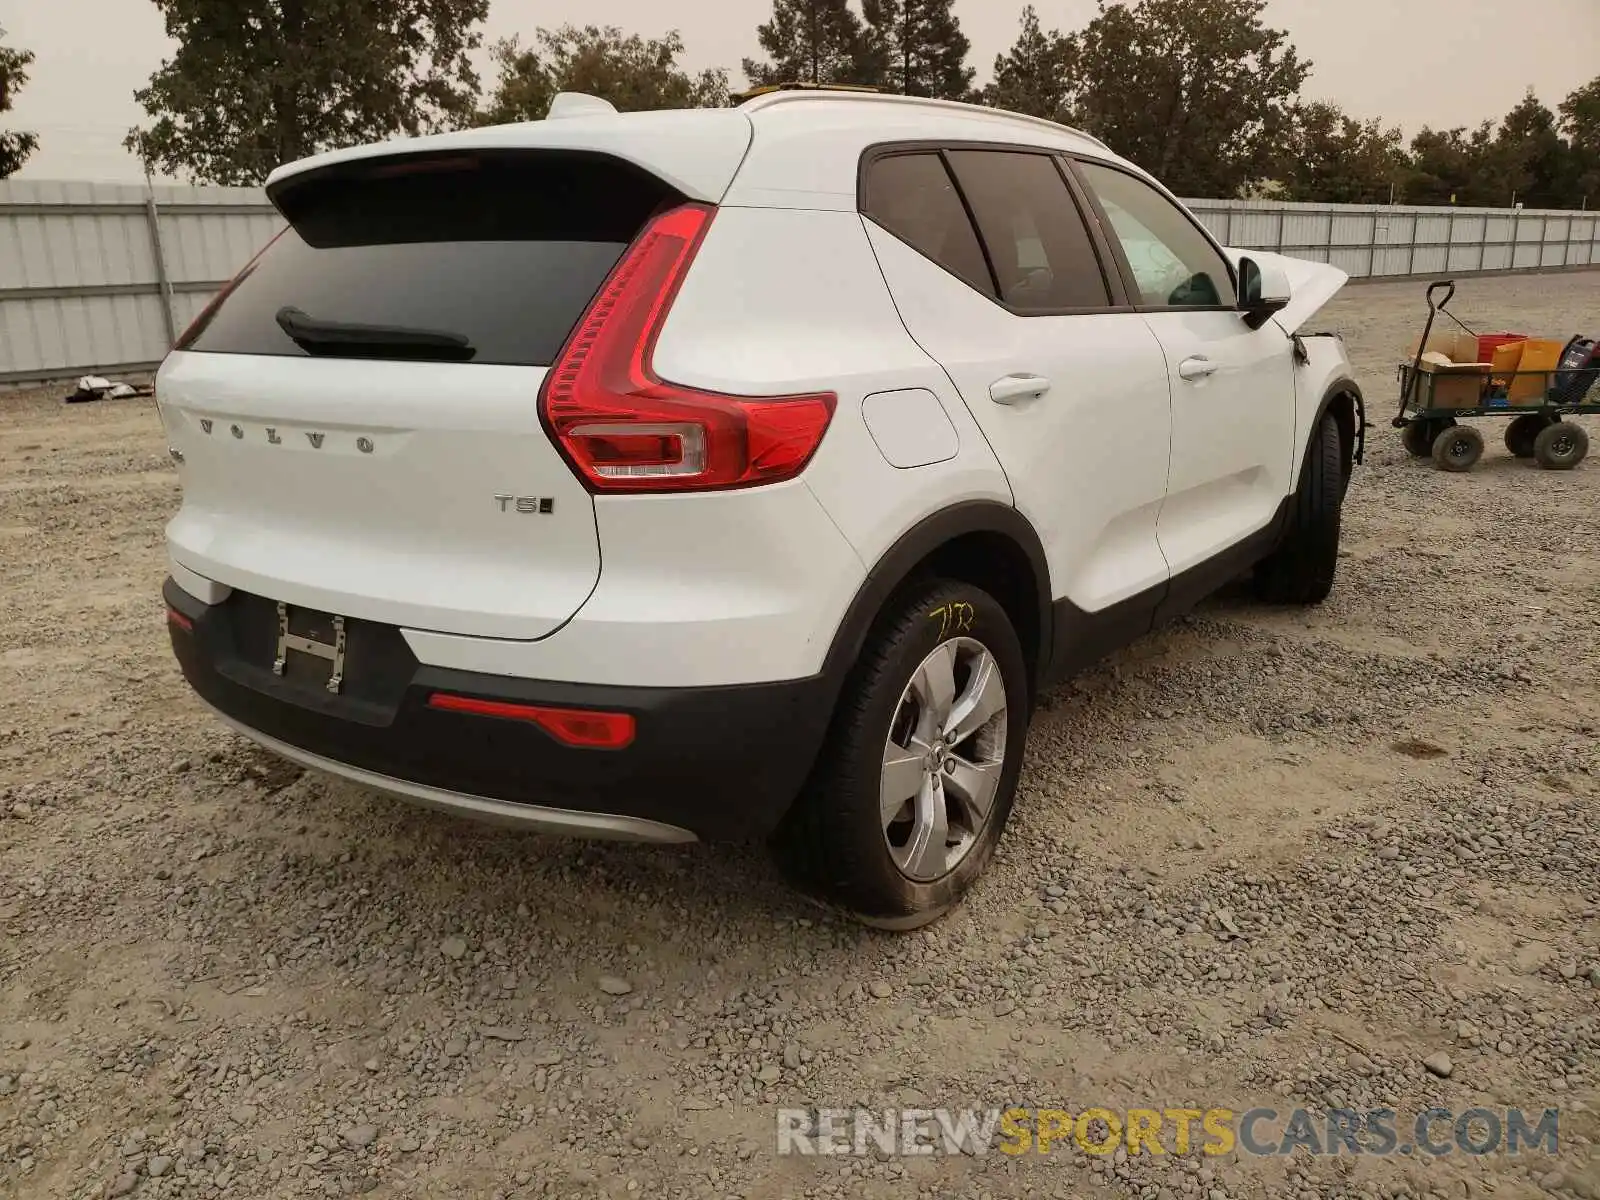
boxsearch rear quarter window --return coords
[181,151,681,367]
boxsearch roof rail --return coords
[736,89,1112,152]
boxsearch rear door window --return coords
[180,151,680,366]
[860,152,994,297]
[944,150,1112,312]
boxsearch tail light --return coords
[173,228,287,351]
[539,203,836,492]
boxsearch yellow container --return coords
[1490,340,1525,384]
[1508,339,1566,405]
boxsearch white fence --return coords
[1186,199,1600,279]
[2,179,1597,384]
[0,180,281,385]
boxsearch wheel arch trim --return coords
[819,501,1053,694]
[1313,375,1366,478]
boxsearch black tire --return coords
[1533,420,1590,470]
[1402,418,1451,458]
[1504,413,1552,459]
[1431,424,1484,472]
[1253,412,1343,605]
[772,579,1030,930]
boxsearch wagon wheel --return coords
[1504,413,1554,459]
[1533,421,1589,470]
[1431,424,1484,472]
[1402,417,1454,458]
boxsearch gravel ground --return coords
[2,271,1599,1200]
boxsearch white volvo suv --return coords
[159,87,1363,928]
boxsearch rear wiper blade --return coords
[274,306,476,361]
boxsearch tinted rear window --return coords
[182,151,680,366]
[861,152,994,297]
[945,151,1112,311]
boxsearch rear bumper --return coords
[164,578,835,842]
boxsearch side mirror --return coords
[1238,256,1292,330]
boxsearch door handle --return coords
[1178,356,1218,382]
[989,374,1051,405]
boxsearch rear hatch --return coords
[159,140,738,640]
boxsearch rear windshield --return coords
[180,151,680,366]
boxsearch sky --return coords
[5,0,1598,182]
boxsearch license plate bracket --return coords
[272,601,347,694]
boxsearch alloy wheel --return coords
[879,637,1009,882]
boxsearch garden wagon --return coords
[1393,281,1596,472]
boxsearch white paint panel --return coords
[1375,215,1416,246]
[1374,247,1413,275]
[0,215,22,284]
[1,301,39,367]
[1230,210,1280,248]
[17,215,51,285]
[85,291,117,354]
[195,214,235,276]
[165,213,200,282]
[1484,217,1515,242]
[44,218,82,287]
[106,294,151,362]
[33,296,65,366]
[1329,247,1371,275]
[1331,215,1372,245]
[58,295,92,364]
[1482,244,1514,271]
[121,214,159,282]
[1415,216,1451,244]
[1282,212,1329,250]
[1412,246,1449,274]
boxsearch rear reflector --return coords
[426,692,636,749]
[166,607,194,632]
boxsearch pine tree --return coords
[1497,89,1571,207]
[742,0,865,87]
[857,0,973,101]
[983,6,1075,122]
